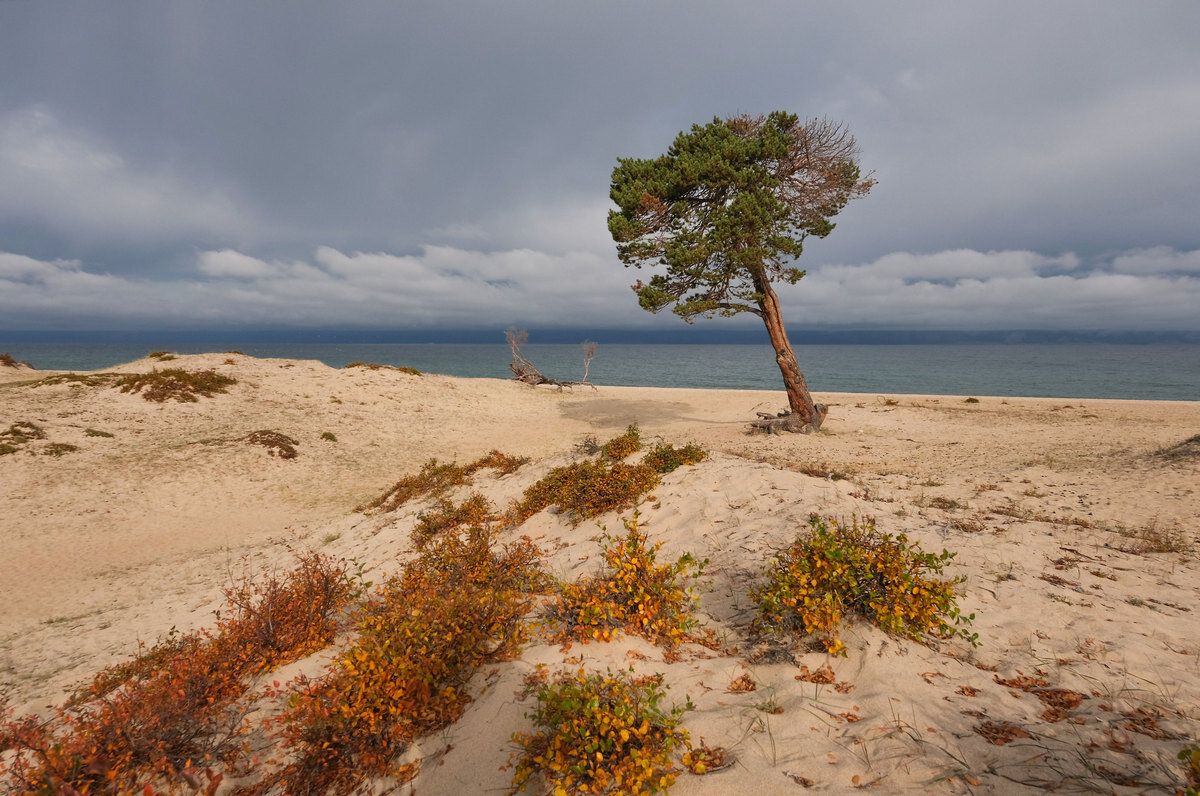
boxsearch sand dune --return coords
[1,353,1197,793]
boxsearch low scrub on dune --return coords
[343,361,422,375]
[268,524,543,794]
[751,514,976,656]
[511,668,690,796]
[546,513,706,648]
[116,368,237,402]
[511,428,707,525]
[0,551,356,794]
[360,450,528,513]
[1,352,32,368]
[1156,433,1200,462]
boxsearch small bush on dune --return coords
[511,432,707,526]
[511,668,689,796]
[642,442,707,474]
[751,515,975,656]
[513,459,660,525]
[413,493,494,547]
[548,514,705,647]
[242,429,299,459]
[272,525,542,794]
[601,423,642,460]
[117,368,236,402]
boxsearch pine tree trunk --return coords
[756,278,824,433]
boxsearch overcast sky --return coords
[2,1,1198,335]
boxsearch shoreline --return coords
[2,353,1197,792]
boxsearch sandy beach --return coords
[2,352,1197,793]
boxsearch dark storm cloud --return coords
[1,1,1198,330]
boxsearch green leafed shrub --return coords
[512,459,659,525]
[641,442,706,474]
[751,515,975,655]
[511,668,689,795]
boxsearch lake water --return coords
[2,341,1197,401]
[4,338,1195,401]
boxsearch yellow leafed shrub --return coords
[547,514,705,647]
[510,668,689,795]
[751,515,976,655]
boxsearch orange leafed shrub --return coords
[270,525,543,793]
[0,551,355,794]
[601,423,642,460]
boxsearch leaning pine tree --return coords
[608,112,874,433]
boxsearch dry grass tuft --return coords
[1156,433,1200,461]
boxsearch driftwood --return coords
[750,405,828,435]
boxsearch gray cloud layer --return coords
[2,1,1198,332]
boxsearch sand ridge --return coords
[1,353,1198,793]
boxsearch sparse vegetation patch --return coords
[361,450,528,513]
[117,369,237,402]
[242,430,299,459]
[1,421,46,455]
[343,361,422,375]
[1,352,32,368]
[1157,433,1200,461]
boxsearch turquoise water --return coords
[2,341,1197,401]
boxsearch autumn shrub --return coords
[116,368,237,402]
[602,423,642,460]
[1180,743,1200,796]
[413,493,494,547]
[751,515,975,656]
[362,450,528,513]
[642,442,706,474]
[547,514,705,647]
[512,460,660,525]
[272,525,543,794]
[0,552,355,794]
[511,668,689,795]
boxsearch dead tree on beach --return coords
[506,328,596,390]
